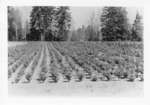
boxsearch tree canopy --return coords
[29,6,71,41]
[131,12,143,41]
[100,7,130,41]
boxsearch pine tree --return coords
[131,12,143,41]
[100,7,130,41]
[30,6,71,41]
[55,6,71,41]
[30,6,55,41]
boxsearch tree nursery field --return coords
[8,42,144,96]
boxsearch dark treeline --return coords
[8,6,143,41]
[28,6,71,41]
[71,7,143,41]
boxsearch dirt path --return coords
[8,81,143,97]
[30,43,45,83]
[44,43,52,83]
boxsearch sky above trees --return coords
[15,6,143,29]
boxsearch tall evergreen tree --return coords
[30,6,71,41]
[30,6,55,41]
[100,7,130,41]
[55,6,71,41]
[131,12,143,41]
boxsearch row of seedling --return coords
[19,47,42,83]
[36,45,48,83]
[23,45,43,83]
[45,44,60,83]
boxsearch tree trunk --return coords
[41,32,45,41]
[15,24,18,41]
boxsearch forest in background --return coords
[8,6,143,41]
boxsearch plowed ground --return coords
[8,42,143,96]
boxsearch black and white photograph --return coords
[7,6,144,97]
